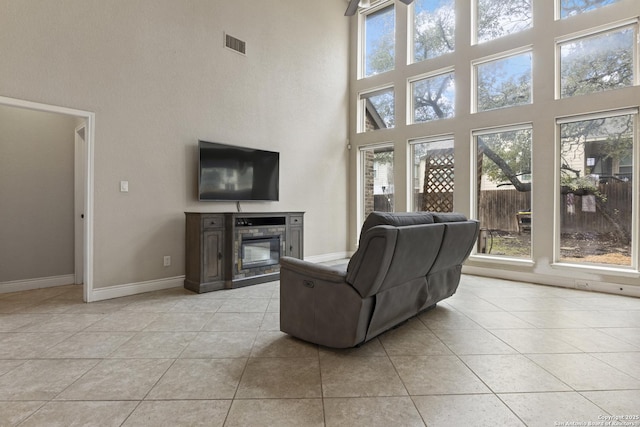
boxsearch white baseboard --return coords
[88,276,184,302]
[89,252,354,302]
[304,251,353,263]
[0,274,76,294]
[10,252,352,302]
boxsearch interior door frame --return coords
[0,96,95,302]
[74,123,87,287]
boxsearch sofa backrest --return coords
[346,223,445,298]
[430,216,479,274]
[347,212,469,297]
[346,212,479,296]
[357,211,434,245]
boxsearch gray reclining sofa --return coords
[279,211,479,348]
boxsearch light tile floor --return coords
[1,275,640,426]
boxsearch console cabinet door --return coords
[202,230,223,283]
[287,214,304,259]
[288,226,303,259]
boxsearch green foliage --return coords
[413,0,455,62]
[477,0,532,43]
[560,28,634,98]
[479,129,531,185]
[413,73,455,122]
[365,6,395,77]
[477,54,531,112]
[368,35,394,76]
[560,175,600,194]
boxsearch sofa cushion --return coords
[432,212,468,223]
[429,220,480,273]
[359,211,435,239]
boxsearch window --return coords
[476,0,532,44]
[475,126,533,259]
[410,137,454,212]
[559,0,621,19]
[363,4,395,78]
[411,0,455,63]
[360,145,395,222]
[410,70,455,123]
[558,111,635,266]
[360,87,395,132]
[349,0,640,288]
[558,24,636,99]
[475,50,532,112]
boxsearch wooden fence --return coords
[478,190,530,232]
[560,182,631,235]
[476,181,632,234]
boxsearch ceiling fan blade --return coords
[345,0,360,16]
[398,0,414,4]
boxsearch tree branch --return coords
[478,139,531,192]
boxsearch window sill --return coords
[468,254,535,267]
[551,262,640,278]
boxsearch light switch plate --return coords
[120,181,129,192]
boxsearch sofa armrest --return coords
[279,256,347,283]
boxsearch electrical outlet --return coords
[163,256,171,267]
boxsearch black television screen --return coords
[198,140,279,201]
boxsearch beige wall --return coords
[0,106,76,282]
[0,0,349,289]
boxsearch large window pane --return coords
[476,52,532,112]
[364,4,395,78]
[560,0,621,19]
[476,127,532,259]
[477,0,532,44]
[361,145,395,221]
[559,113,634,266]
[412,0,455,63]
[360,87,395,132]
[411,137,454,212]
[559,26,635,98]
[411,71,455,123]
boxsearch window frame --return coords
[555,0,622,21]
[348,0,640,288]
[473,0,533,45]
[409,135,456,212]
[471,46,533,114]
[358,142,396,230]
[358,85,396,133]
[553,108,639,271]
[359,0,396,80]
[407,67,456,124]
[555,19,639,100]
[408,0,456,64]
[471,123,534,263]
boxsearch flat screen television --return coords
[198,140,279,201]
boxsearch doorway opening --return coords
[0,96,94,302]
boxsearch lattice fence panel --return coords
[421,153,454,212]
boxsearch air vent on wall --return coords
[225,33,246,55]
